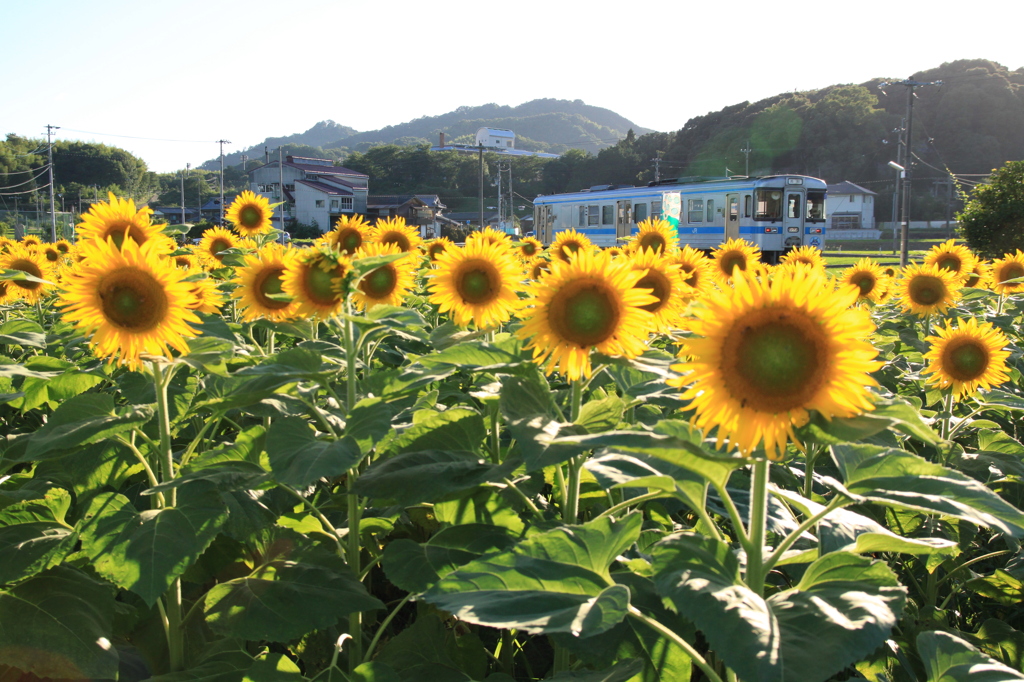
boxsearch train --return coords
[532,175,827,261]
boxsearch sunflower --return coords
[0,245,55,303]
[671,246,716,298]
[923,317,1011,398]
[280,246,352,319]
[838,258,889,304]
[517,249,656,380]
[54,239,72,254]
[626,247,689,333]
[895,263,961,317]
[185,275,225,315]
[351,241,417,311]
[883,265,899,279]
[225,190,274,237]
[425,237,454,263]
[629,218,679,256]
[173,253,196,270]
[526,257,550,280]
[550,229,594,263]
[964,261,991,289]
[991,251,1024,296]
[605,246,625,258]
[233,244,301,322]
[21,235,42,248]
[668,267,881,459]
[198,227,239,264]
[326,214,373,255]
[371,216,421,253]
[517,236,543,260]
[0,236,13,253]
[57,237,201,370]
[467,227,512,250]
[77,192,171,251]
[428,239,523,329]
[41,244,62,264]
[780,245,827,272]
[711,238,762,282]
[923,240,978,282]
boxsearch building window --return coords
[341,197,353,210]
[634,203,647,222]
[850,195,856,202]
[330,199,339,209]
[579,206,587,227]
[832,215,861,229]
[744,195,752,217]
[588,205,599,226]
[687,199,704,224]
[315,200,325,208]
[602,205,614,225]
[707,199,715,222]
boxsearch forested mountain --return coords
[200,99,649,170]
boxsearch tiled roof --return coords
[367,195,416,208]
[829,180,876,196]
[295,180,353,196]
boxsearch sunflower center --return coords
[636,271,670,313]
[521,242,537,257]
[851,272,876,295]
[99,268,167,330]
[908,275,944,305]
[965,272,981,287]
[8,259,43,290]
[456,261,499,304]
[56,243,69,253]
[999,263,1024,283]
[720,253,747,275]
[361,266,397,299]
[256,268,290,310]
[937,256,962,272]
[45,249,60,262]
[557,241,582,261]
[722,311,827,413]
[304,264,340,305]
[640,233,666,253]
[381,232,411,252]
[339,230,362,254]
[239,206,262,228]
[550,281,620,348]
[944,340,989,381]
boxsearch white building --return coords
[248,156,369,233]
[475,127,515,150]
[827,180,877,233]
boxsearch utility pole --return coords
[890,118,905,255]
[216,139,231,224]
[740,141,752,176]
[879,79,942,266]
[241,154,248,172]
[651,156,661,183]
[478,144,484,231]
[180,165,188,226]
[278,148,286,233]
[46,124,59,242]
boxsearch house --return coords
[366,194,447,238]
[247,156,369,233]
[826,181,878,236]
[476,127,515,150]
[444,212,501,229]
[151,207,200,224]
[200,198,233,222]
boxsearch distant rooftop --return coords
[829,180,876,195]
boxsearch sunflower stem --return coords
[363,593,413,665]
[941,390,954,442]
[343,301,358,413]
[347,479,363,671]
[627,605,725,682]
[150,360,184,672]
[489,405,502,465]
[745,458,770,596]
[561,379,585,524]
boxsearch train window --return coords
[744,195,752,217]
[707,199,715,222]
[602,205,614,225]
[755,190,783,220]
[687,199,704,224]
[788,194,801,219]
[806,191,825,222]
[634,203,647,222]
[579,206,586,227]
[588,205,599,226]
[651,201,663,219]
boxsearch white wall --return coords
[827,193,875,230]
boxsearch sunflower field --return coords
[3,192,1024,682]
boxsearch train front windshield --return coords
[806,191,826,222]
[755,189,783,220]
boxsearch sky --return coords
[3,0,1021,174]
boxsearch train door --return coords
[725,193,740,240]
[616,200,632,243]
[784,191,807,246]
[537,205,553,244]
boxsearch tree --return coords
[958,160,1024,257]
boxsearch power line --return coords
[0,183,51,196]
[0,168,50,191]
[58,128,219,144]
